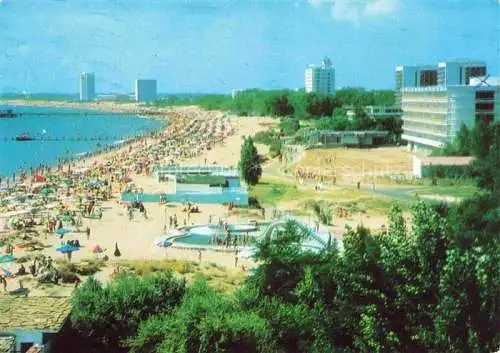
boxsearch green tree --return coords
[238,136,262,185]
[70,272,186,352]
[455,124,472,156]
[351,107,375,130]
[269,93,294,117]
[471,122,500,192]
[279,117,300,136]
[129,277,269,353]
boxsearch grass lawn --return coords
[252,176,411,216]
[411,184,480,199]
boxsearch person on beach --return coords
[198,250,202,264]
[234,250,239,268]
[86,227,90,240]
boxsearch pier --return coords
[11,111,167,117]
[2,136,138,142]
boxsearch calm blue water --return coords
[0,105,163,177]
[121,188,249,205]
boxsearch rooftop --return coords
[152,164,239,177]
[0,337,15,353]
[0,296,72,332]
[414,154,474,166]
[315,130,389,136]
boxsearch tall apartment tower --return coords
[135,79,157,102]
[79,72,95,102]
[305,57,335,95]
[437,60,487,86]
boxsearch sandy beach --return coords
[0,101,275,293]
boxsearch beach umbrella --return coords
[0,255,16,264]
[33,174,46,183]
[113,242,121,258]
[92,245,104,254]
[56,244,80,253]
[56,227,72,236]
[41,187,54,195]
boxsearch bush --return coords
[253,129,278,145]
[423,165,473,179]
[71,272,186,351]
[120,259,197,276]
[280,117,300,136]
[58,268,79,283]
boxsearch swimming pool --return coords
[173,223,259,246]
[121,188,249,205]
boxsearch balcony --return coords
[402,117,447,126]
[402,126,447,138]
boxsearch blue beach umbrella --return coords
[56,244,80,253]
[56,227,72,236]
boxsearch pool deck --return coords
[159,219,342,253]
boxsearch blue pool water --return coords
[175,224,259,245]
[0,105,163,177]
[121,188,249,205]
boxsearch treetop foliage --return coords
[238,136,262,185]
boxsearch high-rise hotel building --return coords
[305,58,335,95]
[135,79,157,102]
[396,60,497,151]
[79,72,96,101]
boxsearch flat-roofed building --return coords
[438,60,487,86]
[79,72,95,101]
[395,65,438,106]
[305,57,335,95]
[401,79,500,151]
[135,79,157,102]
[0,296,72,353]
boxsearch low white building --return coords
[412,154,474,178]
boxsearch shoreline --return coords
[0,100,173,183]
[0,106,275,289]
[0,99,185,116]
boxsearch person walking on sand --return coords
[86,226,90,240]
[234,250,239,268]
[198,250,202,264]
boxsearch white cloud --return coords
[310,0,400,23]
[365,0,399,15]
[308,0,324,7]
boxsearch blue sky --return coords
[0,0,498,94]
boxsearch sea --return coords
[0,105,164,177]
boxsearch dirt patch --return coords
[292,147,412,182]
